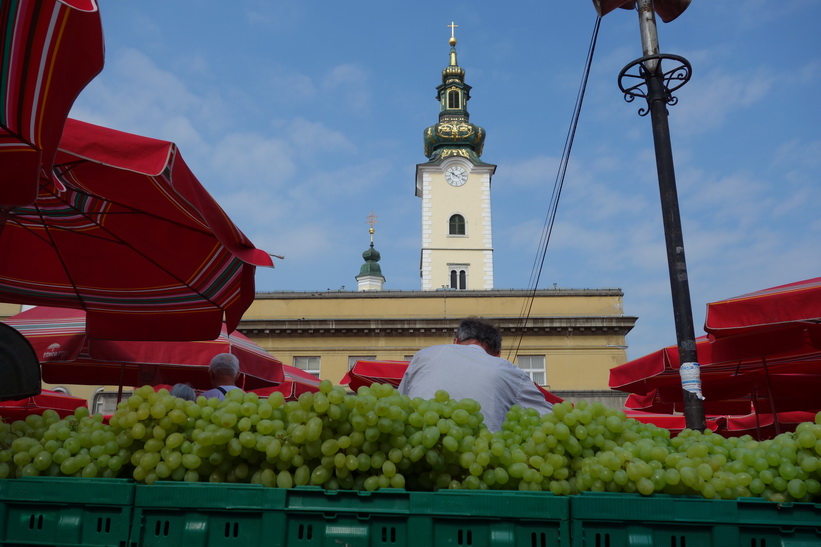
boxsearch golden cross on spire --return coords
[448,21,458,40]
[366,211,378,239]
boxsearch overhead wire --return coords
[506,15,602,363]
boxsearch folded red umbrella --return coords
[0,389,87,422]
[251,365,321,401]
[623,409,722,435]
[6,306,284,391]
[705,277,821,339]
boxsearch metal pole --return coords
[633,0,706,430]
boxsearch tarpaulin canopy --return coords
[251,365,321,401]
[341,359,564,405]
[0,0,104,206]
[0,119,275,341]
[0,388,86,422]
[5,305,284,391]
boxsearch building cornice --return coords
[238,315,637,338]
[252,288,625,301]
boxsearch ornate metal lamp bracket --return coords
[618,53,692,116]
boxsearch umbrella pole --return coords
[760,357,781,435]
[620,0,705,431]
[750,388,763,441]
[117,362,125,404]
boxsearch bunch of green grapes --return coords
[0,407,127,480]
[2,384,820,504]
[467,401,821,502]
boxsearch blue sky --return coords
[71,1,821,361]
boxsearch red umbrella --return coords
[341,359,564,404]
[0,119,275,341]
[340,360,408,392]
[0,0,104,206]
[705,277,821,340]
[592,0,691,23]
[721,411,817,438]
[251,365,321,401]
[611,335,821,415]
[0,389,87,422]
[5,306,284,391]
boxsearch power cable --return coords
[507,15,602,364]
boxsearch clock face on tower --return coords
[445,165,468,187]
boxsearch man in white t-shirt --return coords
[398,317,553,432]
[200,353,243,400]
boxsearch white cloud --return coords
[322,64,371,113]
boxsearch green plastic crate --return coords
[569,492,821,547]
[0,477,135,547]
[130,482,282,547]
[131,485,570,547]
[274,487,571,547]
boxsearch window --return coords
[91,389,133,415]
[448,89,460,109]
[294,356,321,377]
[517,355,546,385]
[448,214,466,235]
[348,355,376,370]
[449,267,467,290]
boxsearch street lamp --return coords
[594,0,706,430]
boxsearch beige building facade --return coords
[239,289,636,407]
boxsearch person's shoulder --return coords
[416,344,454,355]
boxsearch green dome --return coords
[358,243,383,277]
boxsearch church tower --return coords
[355,213,386,291]
[416,23,496,291]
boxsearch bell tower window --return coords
[448,214,466,235]
[449,265,468,290]
[447,89,460,109]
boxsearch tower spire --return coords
[422,22,486,162]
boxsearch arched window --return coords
[448,89,460,109]
[449,214,465,235]
[450,268,467,290]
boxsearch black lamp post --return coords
[595,0,706,430]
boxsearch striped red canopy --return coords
[0,119,274,341]
[5,305,284,390]
[1,0,104,206]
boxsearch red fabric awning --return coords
[0,0,104,206]
[0,119,275,341]
[704,277,821,339]
[0,389,87,422]
[251,365,321,401]
[6,305,284,390]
